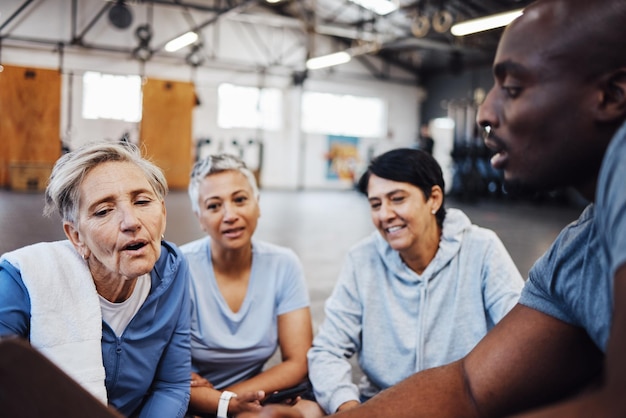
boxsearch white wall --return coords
[1,1,424,189]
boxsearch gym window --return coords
[301,92,386,137]
[217,83,282,131]
[82,71,143,122]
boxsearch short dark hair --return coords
[357,148,446,227]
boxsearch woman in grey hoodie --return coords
[306,148,524,415]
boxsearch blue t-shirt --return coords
[597,121,626,279]
[519,122,626,355]
[181,238,310,389]
[519,204,612,351]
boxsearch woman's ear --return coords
[63,221,89,259]
[597,68,626,122]
[429,185,444,213]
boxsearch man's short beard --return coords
[502,179,551,200]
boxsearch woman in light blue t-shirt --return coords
[181,154,313,418]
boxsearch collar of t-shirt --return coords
[99,274,151,337]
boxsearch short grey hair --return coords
[44,142,168,224]
[188,153,259,215]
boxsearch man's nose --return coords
[476,86,497,133]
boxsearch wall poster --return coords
[326,135,360,181]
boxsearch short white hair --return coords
[45,142,167,223]
[188,153,259,215]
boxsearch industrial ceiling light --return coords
[306,42,379,70]
[349,0,398,16]
[165,32,199,52]
[451,8,523,36]
[306,51,351,70]
[108,0,133,29]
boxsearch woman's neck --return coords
[91,269,138,303]
[400,225,441,275]
[211,243,253,277]
[210,243,253,313]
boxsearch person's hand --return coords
[190,372,213,388]
[263,391,302,406]
[230,390,265,415]
[336,400,359,412]
[236,404,304,418]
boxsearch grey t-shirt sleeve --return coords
[518,206,596,328]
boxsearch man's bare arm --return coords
[512,264,626,418]
[237,304,603,418]
[333,305,603,418]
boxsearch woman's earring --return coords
[431,209,437,215]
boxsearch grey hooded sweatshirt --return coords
[307,208,524,414]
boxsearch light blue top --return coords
[181,238,310,389]
[307,208,524,413]
[597,120,626,279]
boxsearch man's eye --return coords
[391,196,405,203]
[370,202,381,210]
[502,86,522,98]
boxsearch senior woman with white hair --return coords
[0,142,191,417]
[181,153,314,418]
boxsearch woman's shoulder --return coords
[1,241,84,278]
[252,239,298,258]
[340,232,384,267]
[2,240,75,260]
[179,237,209,256]
[445,208,499,242]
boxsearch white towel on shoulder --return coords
[2,240,108,404]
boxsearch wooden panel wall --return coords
[0,65,61,189]
[140,79,194,190]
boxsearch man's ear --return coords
[597,68,626,121]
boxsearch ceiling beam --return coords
[0,0,36,34]
[72,3,112,46]
[152,0,258,52]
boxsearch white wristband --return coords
[217,390,237,418]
